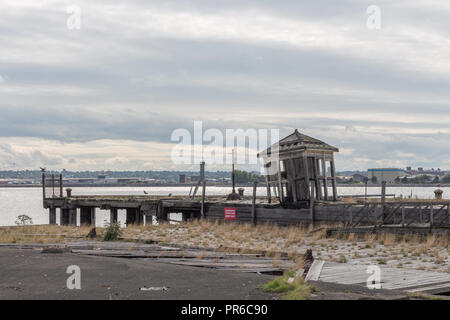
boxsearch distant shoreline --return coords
[0,183,448,188]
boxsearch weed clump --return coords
[259,271,318,300]
[103,221,122,241]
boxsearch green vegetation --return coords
[103,221,122,241]
[15,215,33,226]
[234,170,265,183]
[442,173,450,184]
[407,292,445,300]
[403,175,437,184]
[259,271,318,300]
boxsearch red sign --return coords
[224,207,236,220]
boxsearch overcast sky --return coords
[1,0,449,172]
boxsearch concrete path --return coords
[0,247,275,300]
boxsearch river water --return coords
[0,186,448,227]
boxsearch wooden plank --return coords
[305,260,325,282]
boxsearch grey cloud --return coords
[0,0,449,170]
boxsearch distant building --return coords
[368,168,404,183]
[351,173,368,183]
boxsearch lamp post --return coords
[227,148,240,200]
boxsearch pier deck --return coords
[43,192,450,231]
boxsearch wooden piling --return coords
[42,172,46,201]
[381,181,387,220]
[59,174,63,197]
[110,208,118,223]
[69,208,77,226]
[49,207,56,225]
[252,181,257,226]
[201,180,206,219]
[61,208,70,226]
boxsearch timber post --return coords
[49,207,56,225]
[69,208,77,226]
[310,183,315,225]
[381,181,387,220]
[59,174,63,197]
[110,208,118,223]
[42,172,46,201]
[252,181,257,226]
[201,180,206,219]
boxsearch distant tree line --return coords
[234,170,265,183]
[442,174,450,184]
[394,175,442,184]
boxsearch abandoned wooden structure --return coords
[40,129,449,232]
[42,172,450,231]
[257,129,339,207]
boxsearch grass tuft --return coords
[259,271,318,300]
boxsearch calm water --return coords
[0,186,448,227]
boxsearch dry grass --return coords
[0,225,92,244]
[1,221,449,274]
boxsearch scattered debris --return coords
[140,286,169,291]
[87,228,97,239]
[302,249,314,274]
[41,247,71,254]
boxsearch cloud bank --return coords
[0,0,449,171]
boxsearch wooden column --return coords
[401,205,405,228]
[126,208,137,225]
[59,174,63,197]
[276,160,284,204]
[310,182,315,225]
[80,207,95,226]
[110,208,118,223]
[430,205,434,229]
[265,177,272,204]
[157,201,168,222]
[314,158,322,200]
[69,208,77,226]
[303,155,311,201]
[330,156,338,201]
[381,181,387,220]
[42,173,46,201]
[321,157,328,201]
[252,181,257,226]
[90,207,96,226]
[288,159,298,204]
[49,207,56,225]
[135,208,144,225]
[61,208,70,226]
[201,180,206,219]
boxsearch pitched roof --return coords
[258,129,339,157]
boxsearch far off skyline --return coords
[1,0,449,172]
